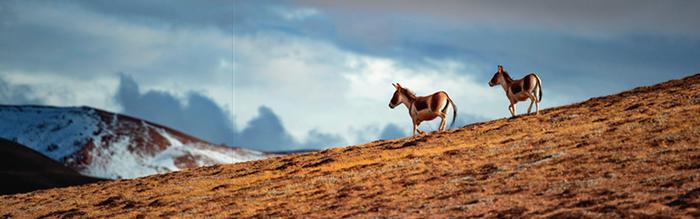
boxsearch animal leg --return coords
[535,98,540,115]
[438,113,446,131]
[528,95,536,114]
[413,121,425,135]
[508,105,513,115]
[412,123,418,136]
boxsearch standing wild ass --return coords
[488,65,543,117]
[389,83,457,136]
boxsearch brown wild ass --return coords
[488,65,543,117]
[389,83,457,136]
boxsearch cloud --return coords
[349,125,382,145]
[236,106,296,151]
[233,32,525,145]
[0,1,234,89]
[115,74,348,151]
[379,123,406,140]
[237,106,348,151]
[453,113,489,127]
[231,1,700,98]
[0,77,44,105]
[115,74,237,145]
[73,0,236,30]
[272,6,320,21]
[298,0,700,37]
[301,129,347,148]
[0,72,121,112]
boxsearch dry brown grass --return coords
[2,74,700,218]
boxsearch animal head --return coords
[488,65,505,87]
[389,83,414,109]
[389,83,403,108]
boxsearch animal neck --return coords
[502,72,514,84]
[499,72,514,93]
[400,92,416,109]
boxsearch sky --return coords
[1,1,699,151]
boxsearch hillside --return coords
[1,74,699,218]
[0,138,103,195]
[0,106,269,179]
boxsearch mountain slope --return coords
[0,138,103,195]
[0,106,268,179]
[1,74,699,218]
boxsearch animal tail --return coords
[446,95,457,128]
[533,73,543,102]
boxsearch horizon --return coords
[1,1,699,152]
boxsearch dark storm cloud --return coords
[297,0,700,36]
[71,0,303,35]
[0,1,122,77]
[74,0,234,29]
[3,0,698,88]
[0,0,232,86]
[0,77,44,105]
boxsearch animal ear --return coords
[396,83,402,88]
[392,83,397,88]
[498,65,504,73]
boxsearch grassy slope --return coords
[0,138,103,195]
[1,74,699,218]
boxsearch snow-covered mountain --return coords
[0,105,269,179]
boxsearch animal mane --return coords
[502,71,514,83]
[402,87,417,99]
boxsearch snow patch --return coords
[0,105,269,179]
[0,106,99,161]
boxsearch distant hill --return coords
[0,105,270,179]
[0,74,699,217]
[0,138,103,195]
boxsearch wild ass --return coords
[488,65,543,117]
[389,83,457,136]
